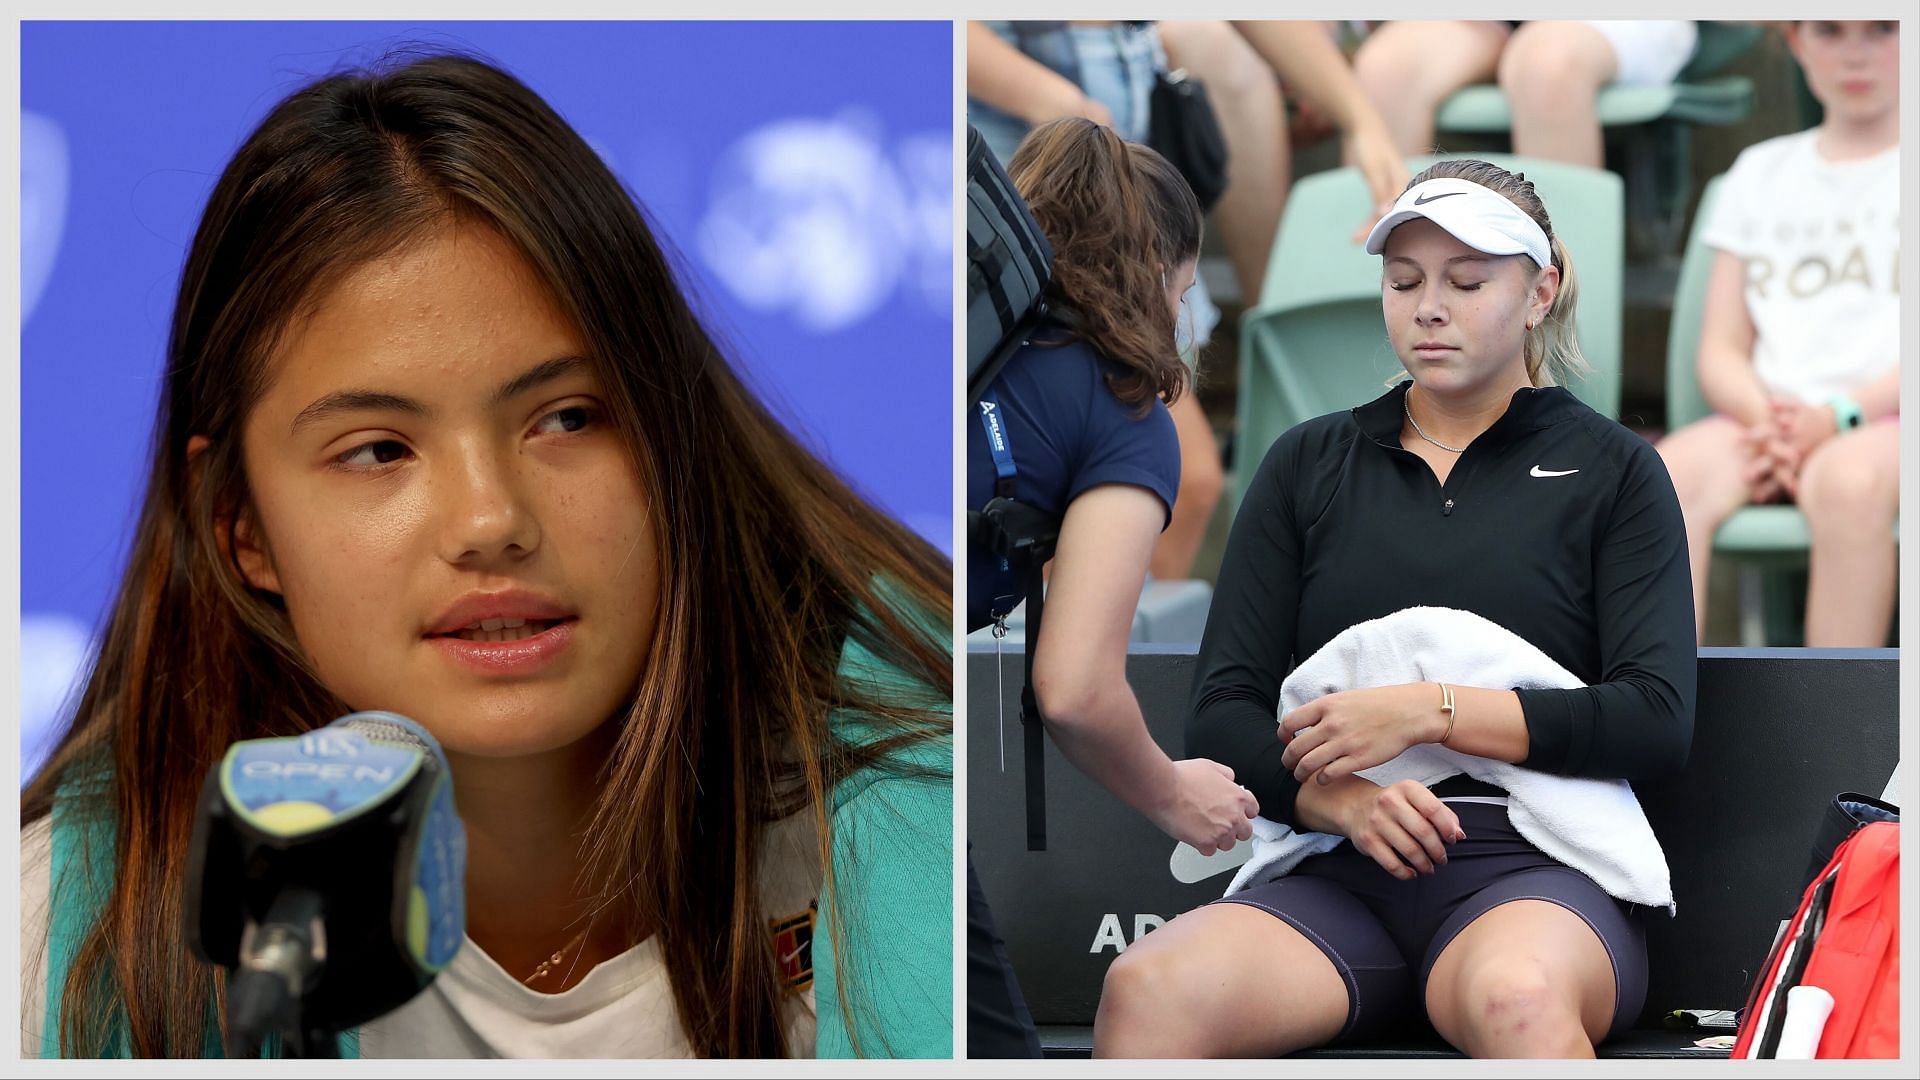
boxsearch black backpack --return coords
[967,122,1050,401]
[966,123,1059,850]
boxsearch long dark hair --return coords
[22,53,950,1058]
[1007,117,1201,408]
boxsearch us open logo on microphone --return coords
[239,760,400,785]
[298,730,365,758]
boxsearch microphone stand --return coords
[226,887,340,1058]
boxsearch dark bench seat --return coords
[1037,1024,1730,1059]
[968,645,1898,1059]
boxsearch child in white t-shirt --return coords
[1657,20,1899,646]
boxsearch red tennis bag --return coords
[1733,820,1899,1058]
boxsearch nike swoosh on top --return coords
[1413,191,1465,206]
[1530,466,1579,478]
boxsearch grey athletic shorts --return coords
[1214,799,1649,1044]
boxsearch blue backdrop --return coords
[20,21,954,775]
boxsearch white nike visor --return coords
[1365,177,1551,269]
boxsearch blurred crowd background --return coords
[967,19,1899,653]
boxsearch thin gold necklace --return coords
[1404,388,1467,453]
[522,923,593,988]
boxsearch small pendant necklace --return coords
[523,923,593,988]
[1404,389,1468,453]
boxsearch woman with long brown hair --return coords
[21,53,951,1059]
[966,117,1256,1057]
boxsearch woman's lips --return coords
[427,617,577,676]
[1412,344,1457,360]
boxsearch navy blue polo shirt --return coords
[966,328,1180,632]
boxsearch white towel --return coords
[1223,606,1676,913]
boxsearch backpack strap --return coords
[972,387,1061,851]
[1017,556,1050,852]
[966,297,1047,408]
[976,388,1017,503]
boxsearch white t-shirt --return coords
[1699,128,1899,405]
[20,811,820,1058]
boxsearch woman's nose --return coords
[436,441,540,568]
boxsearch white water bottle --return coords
[1776,984,1836,1059]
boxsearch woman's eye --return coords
[336,440,410,468]
[534,405,595,436]
[1452,281,1484,292]
[1388,281,1417,292]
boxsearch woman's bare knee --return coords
[1451,959,1589,1054]
[1094,941,1206,1057]
[1499,22,1616,96]
[1426,900,1615,1057]
[1354,27,1432,103]
[1657,418,1751,515]
[1799,438,1898,531]
[1094,904,1349,1057]
[1098,940,1175,1015]
[1426,951,1598,1060]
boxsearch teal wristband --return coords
[1828,394,1865,432]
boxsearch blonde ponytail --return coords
[1526,233,1589,388]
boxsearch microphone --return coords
[184,711,466,1058]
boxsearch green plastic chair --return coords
[1667,176,1856,647]
[1232,153,1622,520]
[1434,23,1761,132]
[1434,22,1762,256]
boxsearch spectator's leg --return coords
[1151,391,1225,581]
[1424,901,1613,1058]
[1353,21,1510,156]
[1094,903,1349,1057]
[1499,22,1618,168]
[1158,20,1290,303]
[1656,416,1754,642]
[1797,421,1899,647]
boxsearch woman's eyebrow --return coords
[289,355,590,434]
[491,354,588,405]
[290,390,425,434]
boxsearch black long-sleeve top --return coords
[1188,381,1696,826]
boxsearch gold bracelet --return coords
[1437,682,1457,744]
